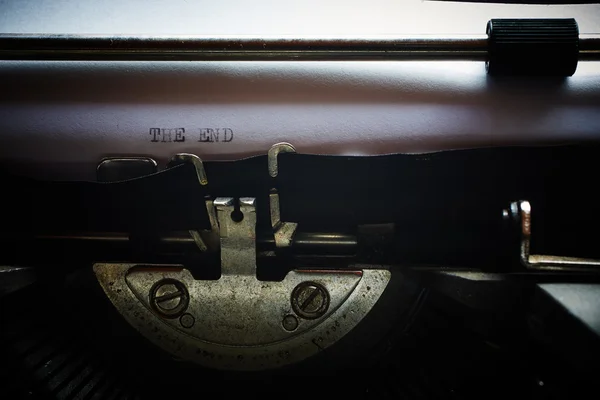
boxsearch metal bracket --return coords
[94,197,390,370]
[268,142,295,178]
[168,153,218,252]
[270,190,298,248]
[96,157,158,182]
[168,153,208,186]
[509,200,600,270]
[268,143,298,248]
[215,197,257,276]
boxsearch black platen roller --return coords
[486,19,579,76]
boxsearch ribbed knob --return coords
[486,19,579,76]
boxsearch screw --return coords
[180,313,195,329]
[150,279,189,319]
[291,282,329,320]
[282,315,299,331]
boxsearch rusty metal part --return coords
[94,197,390,370]
[508,200,600,270]
[149,279,190,318]
[291,282,330,320]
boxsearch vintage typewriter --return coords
[1,1,600,399]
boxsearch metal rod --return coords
[579,35,600,61]
[33,231,357,250]
[0,34,490,61]
[293,232,358,248]
[2,34,599,62]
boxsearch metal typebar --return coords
[1,34,598,62]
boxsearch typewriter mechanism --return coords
[2,12,600,400]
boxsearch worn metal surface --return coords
[95,263,389,370]
[94,196,390,370]
[509,200,600,270]
[124,267,365,346]
[215,197,257,276]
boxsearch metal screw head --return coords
[282,314,299,331]
[150,279,189,319]
[180,313,195,329]
[291,282,329,320]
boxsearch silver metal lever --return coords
[509,200,600,270]
[168,153,218,252]
[268,143,298,248]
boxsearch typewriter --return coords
[1,1,600,399]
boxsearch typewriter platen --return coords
[2,1,600,399]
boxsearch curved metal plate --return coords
[126,268,361,346]
[94,263,390,370]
